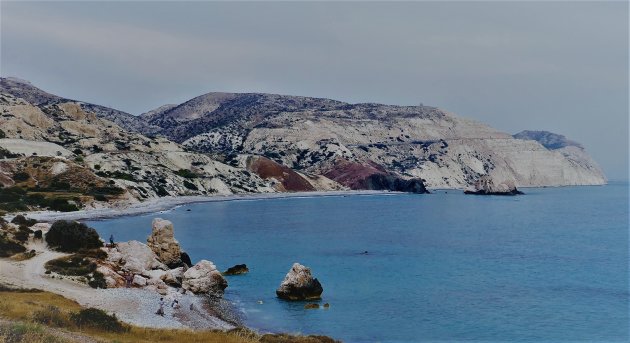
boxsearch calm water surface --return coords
[87,183,629,342]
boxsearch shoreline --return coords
[19,190,395,222]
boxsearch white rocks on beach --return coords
[132,274,148,286]
[107,240,167,274]
[147,218,183,268]
[182,260,228,295]
[276,263,323,301]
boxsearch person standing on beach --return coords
[156,297,165,316]
[109,234,115,249]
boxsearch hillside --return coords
[0,82,282,213]
[0,77,606,214]
[139,92,606,189]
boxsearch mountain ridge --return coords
[0,77,606,210]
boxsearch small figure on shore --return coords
[171,299,180,309]
[156,297,165,316]
[189,303,194,311]
[124,272,133,288]
[109,234,115,249]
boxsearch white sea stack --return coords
[147,218,182,268]
[276,263,323,301]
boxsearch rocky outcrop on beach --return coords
[107,240,167,274]
[276,263,323,301]
[464,176,523,196]
[147,218,182,268]
[182,260,228,296]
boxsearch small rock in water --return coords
[304,303,320,309]
[186,209,191,211]
[223,264,249,275]
[323,303,330,309]
[276,263,323,301]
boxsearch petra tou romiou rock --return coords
[276,263,323,301]
[147,218,183,268]
[182,260,228,296]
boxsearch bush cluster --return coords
[45,221,102,252]
[70,308,129,333]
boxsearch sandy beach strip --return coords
[16,190,393,222]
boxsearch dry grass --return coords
[0,289,339,343]
[0,321,71,343]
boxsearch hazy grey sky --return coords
[1,1,627,180]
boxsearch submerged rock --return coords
[276,263,323,301]
[304,303,320,309]
[464,176,524,196]
[224,264,249,275]
[147,218,182,268]
[182,260,228,296]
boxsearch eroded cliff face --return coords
[172,95,605,188]
[1,78,605,205]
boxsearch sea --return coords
[87,182,629,342]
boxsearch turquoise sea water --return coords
[87,182,629,342]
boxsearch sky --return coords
[1,1,628,180]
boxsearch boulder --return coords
[147,218,182,268]
[132,274,147,286]
[181,260,228,295]
[276,263,323,301]
[161,267,184,287]
[223,264,249,275]
[464,176,524,196]
[96,265,125,288]
[107,240,167,274]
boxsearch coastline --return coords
[18,190,394,222]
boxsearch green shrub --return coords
[0,234,26,257]
[183,180,198,190]
[70,308,128,333]
[175,169,198,179]
[87,271,107,289]
[45,255,97,276]
[12,171,30,182]
[11,215,38,227]
[45,221,102,252]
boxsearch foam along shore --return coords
[17,190,392,222]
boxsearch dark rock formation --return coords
[246,156,315,192]
[180,252,192,267]
[223,264,249,275]
[323,159,428,193]
[464,176,524,196]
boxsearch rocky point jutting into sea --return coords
[0,77,606,216]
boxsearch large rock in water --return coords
[147,218,182,268]
[181,260,228,295]
[464,176,523,196]
[276,263,323,301]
